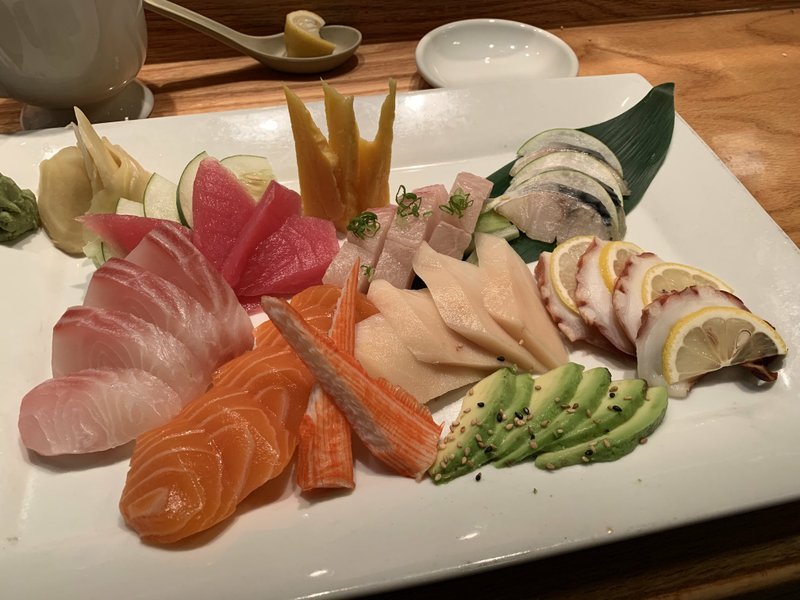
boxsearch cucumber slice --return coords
[220,154,274,201]
[115,197,145,217]
[143,173,180,222]
[176,151,209,227]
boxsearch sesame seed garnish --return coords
[438,442,446,450]
[476,401,484,407]
[514,418,525,427]
[463,407,472,414]
[566,408,576,414]
[639,436,649,445]
[545,463,556,470]
[464,446,471,456]
[456,441,463,449]
[475,433,483,442]
[467,460,475,467]
[505,423,514,431]
[572,403,579,409]
[585,409,593,417]
[477,441,486,449]
[449,453,456,460]
[434,473,442,481]
[497,356,506,362]
[496,412,504,423]
[534,385,542,391]
[475,472,482,481]
[461,456,468,465]
[609,392,616,398]
[611,405,623,412]
[561,403,571,410]
[487,429,494,435]
[585,448,594,456]
[523,407,530,415]
[624,396,633,401]
[470,418,478,426]
[529,440,538,449]
[460,426,466,433]
[609,385,619,393]
[515,411,524,420]
[603,438,611,448]
[468,388,475,396]
[540,419,550,428]
[581,456,590,463]
[556,428,564,435]
[484,446,494,454]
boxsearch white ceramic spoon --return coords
[143,0,362,74]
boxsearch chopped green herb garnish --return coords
[439,188,473,218]
[347,211,380,239]
[395,185,422,217]
[360,264,376,280]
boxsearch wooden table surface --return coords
[3,6,800,599]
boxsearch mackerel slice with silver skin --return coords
[491,168,624,238]
[495,181,618,244]
[509,149,630,199]
[516,128,624,177]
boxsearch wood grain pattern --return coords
[2,7,800,598]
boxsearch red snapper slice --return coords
[220,180,302,287]
[83,258,227,374]
[18,368,182,456]
[261,295,442,479]
[235,215,339,297]
[125,222,253,358]
[190,157,255,272]
[52,306,208,400]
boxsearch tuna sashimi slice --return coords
[261,295,442,479]
[120,386,291,544]
[220,180,302,287]
[19,368,183,456]
[52,305,209,400]
[126,222,254,358]
[79,213,182,256]
[83,258,227,374]
[191,157,256,272]
[236,215,339,297]
[296,259,360,491]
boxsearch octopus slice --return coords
[612,252,664,344]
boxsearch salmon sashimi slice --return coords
[125,222,254,359]
[296,260,360,491]
[212,345,314,435]
[120,386,290,544]
[52,305,209,400]
[261,295,442,479]
[18,368,182,455]
[253,284,378,348]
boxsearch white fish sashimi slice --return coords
[125,222,253,356]
[18,368,183,455]
[322,243,373,292]
[575,238,636,355]
[612,252,664,344]
[636,286,747,397]
[52,306,209,400]
[426,221,472,259]
[354,314,485,403]
[372,237,418,289]
[412,242,544,372]
[346,205,396,256]
[367,279,505,370]
[473,233,568,370]
[495,183,618,243]
[533,252,614,350]
[83,258,229,373]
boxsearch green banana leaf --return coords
[486,82,676,262]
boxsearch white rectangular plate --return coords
[2,74,799,599]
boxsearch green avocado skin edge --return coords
[429,364,670,483]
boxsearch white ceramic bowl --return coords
[415,19,579,88]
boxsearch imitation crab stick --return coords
[261,295,443,479]
[295,260,360,491]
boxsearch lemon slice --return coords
[662,306,787,384]
[598,240,643,292]
[549,235,594,314]
[284,10,336,58]
[641,262,733,306]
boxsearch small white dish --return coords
[416,19,579,88]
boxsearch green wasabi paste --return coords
[0,172,39,242]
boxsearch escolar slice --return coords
[662,306,787,384]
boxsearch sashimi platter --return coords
[2,74,799,599]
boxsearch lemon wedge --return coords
[598,240,643,292]
[641,262,733,306]
[661,306,787,384]
[549,235,594,314]
[284,10,336,58]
